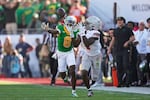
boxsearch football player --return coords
[75,16,103,97]
[41,13,79,97]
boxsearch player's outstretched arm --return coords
[41,22,59,34]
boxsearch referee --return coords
[43,32,58,86]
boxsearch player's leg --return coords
[90,55,103,87]
[57,53,67,81]
[75,53,81,73]
[69,65,78,96]
[67,51,78,97]
[81,54,93,97]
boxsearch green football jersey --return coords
[56,24,79,52]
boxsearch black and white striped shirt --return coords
[42,32,57,53]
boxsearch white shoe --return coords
[63,76,71,85]
[63,76,69,82]
[88,90,93,97]
[72,92,79,97]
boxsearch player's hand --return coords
[41,22,49,31]
[107,48,111,55]
[45,23,49,31]
[76,22,86,37]
[41,22,46,30]
[123,41,129,48]
[76,22,85,30]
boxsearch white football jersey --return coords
[134,29,148,54]
[146,29,150,53]
[81,30,102,56]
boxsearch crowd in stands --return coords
[0,0,88,34]
[0,34,33,78]
[0,0,150,88]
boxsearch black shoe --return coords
[50,79,56,86]
[117,82,127,87]
[124,83,130,87]
[50,83,55,86]
[117,84,124,87]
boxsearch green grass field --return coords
[0,84,150,100]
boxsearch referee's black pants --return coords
[49,52,58,84]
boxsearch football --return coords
[56,8,66,18]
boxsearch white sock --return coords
[72,90,76,93]
[88,88,92,91]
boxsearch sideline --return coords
[0,78,149,95]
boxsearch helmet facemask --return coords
[64,16,77,27]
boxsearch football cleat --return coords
[88,90,93,97]
[72,92,79,97]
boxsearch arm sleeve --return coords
[99,30,104,48]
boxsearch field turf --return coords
[0,84,150,100]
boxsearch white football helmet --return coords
[85,16,102,30]
[64,16,77,26]
[139,60,147,71]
